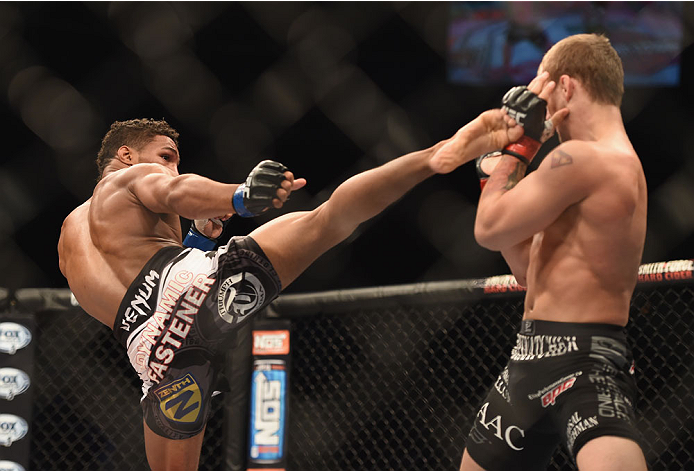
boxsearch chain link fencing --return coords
[273,276,694,471]
[8,266,694,470]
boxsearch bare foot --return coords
[430,109,522,174]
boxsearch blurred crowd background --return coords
[1,1,692,296]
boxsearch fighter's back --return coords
[524,138,647,326]
[58,165,182,327]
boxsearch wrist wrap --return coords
[232,183,254,218]
[476,151,502,190]
[183,226,217,251]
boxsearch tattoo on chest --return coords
[551,149,574,169]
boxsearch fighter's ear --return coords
[559,75,574,101]
[116,145,135,165]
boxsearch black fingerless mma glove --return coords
[501,85,548,165]
[232,160,288,217]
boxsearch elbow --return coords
[474,217,504,251]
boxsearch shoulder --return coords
[100,164,170,192]
[539,141,596,170]
[538,141,639,181]
[537,140,642,205]
[118,163,169,181]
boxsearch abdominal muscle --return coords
[522,228,635,327]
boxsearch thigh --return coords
[144,421,206,471]
[142,348,217,441]
[575,435,647,471]
[465,367,558,471]
[556,357,642,461]
[248,207,345,289]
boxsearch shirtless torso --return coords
[58,162,183,327]
[524,138,647,326]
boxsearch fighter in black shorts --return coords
[113,236,280,439]
[463,34,648,470]
[466,320,641,470]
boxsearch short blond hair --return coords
[541,34,624,106]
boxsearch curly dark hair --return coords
[96,118,180,180]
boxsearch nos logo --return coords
[155,374,202,424]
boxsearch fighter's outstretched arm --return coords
[128,162,305,220]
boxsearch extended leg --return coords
[144,421,206,471]
[576,436,647,471]
[249,144,437,288]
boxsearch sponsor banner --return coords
[0,324,31,356]
[0,461,25,471]
[0,369,30,401]
[253,331,290,356]
[482,275,526,295]
[637,259,694,284]
[249,360,286,465]
[248,320,291,471]
[464,259,694,297]
[0,414,28,447]
[0,314,35,470]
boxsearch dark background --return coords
[1,1,693,295]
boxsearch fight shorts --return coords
[465,319,642,470]
[113,236,281,440]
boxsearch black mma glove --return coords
[476,151,502,191]
[501,85,549,165]
[232,160,289,217]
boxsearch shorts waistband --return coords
[518,319,625,337]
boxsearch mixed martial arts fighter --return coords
[58,106,523,471]
[459,34,648,471]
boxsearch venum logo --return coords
[0,323,32,355]
[0,368,31,401]
[217,272,265,324]
[0,414,29,446]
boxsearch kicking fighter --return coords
[459,34,648,470]
[58,108,522,471]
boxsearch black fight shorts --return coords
[465,319,643,471]
[113,236,281,440]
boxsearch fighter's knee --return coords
[460,448,487,471]
[575,436,647,471]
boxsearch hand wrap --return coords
[232,160,288,217]
[183,218,227,251]
[476,151,502,191]
[501,85,548,165]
